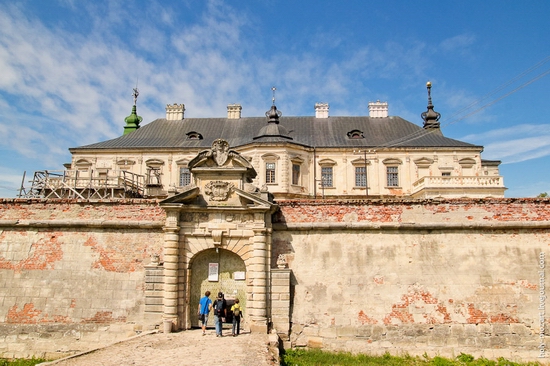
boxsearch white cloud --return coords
[0,0,507,181]
[462,124,550,163]
[440,34,476,53]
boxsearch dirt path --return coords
[40,329,278,366]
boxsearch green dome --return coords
[123,105,143,135]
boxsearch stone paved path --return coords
[40,329,278,366]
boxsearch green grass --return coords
[0,358,48,366]
[280,349,544,366]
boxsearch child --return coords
[231,299,242,336]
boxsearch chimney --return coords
[315,103,329,118]
[166,103,185,120]
[368,100,388,118]
[227,104,242,119]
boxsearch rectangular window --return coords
[266,162,276,184]
[292,163,300,185]
[355,166,366,187]
[179,167,191,186]
[442,172,451,177]
[387,166,399,187]
[321,166,333,187]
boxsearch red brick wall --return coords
[274,198,550,224]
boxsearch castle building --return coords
[61,83,505,200]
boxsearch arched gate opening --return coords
[189,248,247,328]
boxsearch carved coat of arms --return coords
[204,181,234,201]
[212,139,229,166]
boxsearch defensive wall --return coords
[0,198,549,362]
[272,198,550,362]
[0,199,166,359]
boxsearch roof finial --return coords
[265,86,282,123]
[426,81,433,107]
[421,81,441,129]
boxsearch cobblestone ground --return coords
[40,329,278,366]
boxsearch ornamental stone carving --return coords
[188,139,257,182]
[277,254,288,269]
[204,181,234,201]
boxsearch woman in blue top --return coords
[197,291,212,336]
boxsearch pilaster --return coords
[248,228,269,333]
[163,208,181,330]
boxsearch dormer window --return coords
[186,131,203,140]
[347,130,364,139]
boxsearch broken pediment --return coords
[161,139,275,211]
[160,184,276,212]
[188,139,257,182]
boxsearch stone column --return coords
[163,208,180,331]
[248,227,268,333]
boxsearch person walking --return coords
[231,298,242,336]
[197,291,212,336]
[213,292,227,337]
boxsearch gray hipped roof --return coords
[72,115,480,151]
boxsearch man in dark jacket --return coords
[213,292,227,337]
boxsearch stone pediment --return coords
[160,185,276,212]
[161,139,276,212]
[188,139,256,182]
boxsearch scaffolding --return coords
[18,170,146,199]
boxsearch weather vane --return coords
[132,87,139,106]
[271,86,276,105]
[132,78,139,106]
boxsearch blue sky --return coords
[0,0,549,198]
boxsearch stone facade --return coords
[66,142,505,200]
